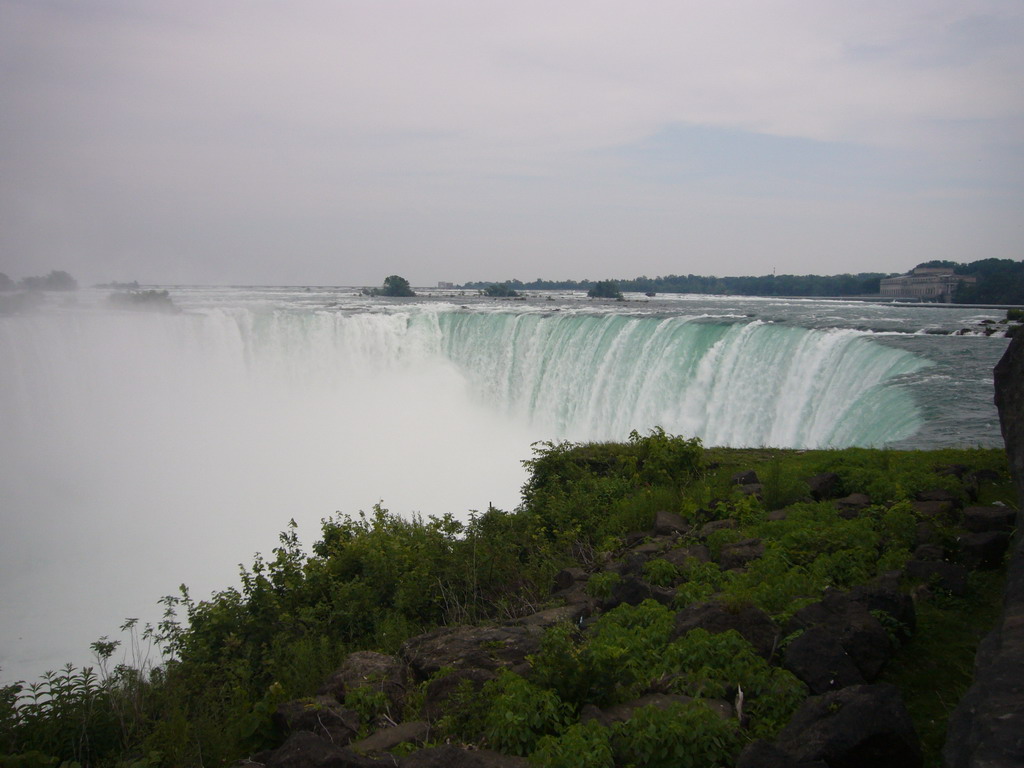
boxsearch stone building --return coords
[879,267,976,302]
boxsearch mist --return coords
[0,303,534,683]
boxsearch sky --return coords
[1,0,1022,287]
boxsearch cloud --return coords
[0,0,1021,284]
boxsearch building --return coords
[879,267,976,302]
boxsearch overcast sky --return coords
[1,0,1022,287]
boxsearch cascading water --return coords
[434,311,930,448]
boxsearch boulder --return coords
[697,518,737,538]
[672,601,779,659]
[783,626,865,694]
[318,651,408,717]
[904,560,969,597]
[266,732,390,768]
[803,473,841,501]
[912,499,956,522]
[401,625,542,678]
[916,489,961,508]
[600,575,653,610]
[786,591,893,681]
[551,567,588,592]
[719,538,765,570]
[835,493,871,518]
[348,721,429,755]
[272,696,360,745]
[775,684,922,768]
[398,745,528,767]
[958,530,1012,570]
[663,543,711,567]
[732,470,760,485]
[962,505,1017,534]
[736,739,827,768]
[513,602,593,629]
[848,572,917,636]
[422,667,496,722]
[653,509,689,536]
[737,483,764,498]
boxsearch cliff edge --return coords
[943,334,1024,767]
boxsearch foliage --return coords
[483,283,519,297]
[365,275,415,297]
[107,291,176,312]
[611,701,743,768]
[587,280,624,300]
[482,671,569,755]
[18,271,78,291]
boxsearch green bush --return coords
[483,671,569,756]
[610,702,742,768]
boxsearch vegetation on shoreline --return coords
[0,434,1015,767]
[459,257,1024,303]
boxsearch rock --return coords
[513,602,593,629]
[944,329,1024,767]
[732,470,760,485]
[775,684,922,768]
[835,493,871,518]
[737,483,764,498]
[672,601,780,659]
[318,651,408,718]
[804,473,841,501]
[783,626,865,694]
[399,745,528,767]
[957,530,1012,570]
[767,509,789,521]
[736,739,828,768]
[911,499,956,522]
[401,625,542,678]
[913,543,945,561]
[266,732,390,768]
[583,693,694,726]
[963,505,1017,533]
[272,696,360,745]
[653,509,689,536]
[348,721,429,755]
[600,575,653,610]
[904,560,969,596]
[663,543,711,566]
[916,489,961,508]
[422,667,496,722]
[697,518,737,538]
[552,567,588,591]
[786,591,893,681]
[848,572,917,636]
[719,538,765,570]
[914,521,940,547]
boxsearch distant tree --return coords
[588,280,624,300]
[916,260,959,270]
[365,275,415,297]
[19,270,78,291]
[0,272,13,291]
[483,283,519,298]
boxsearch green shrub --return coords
[483,671,569,756]
[610,701,743,768]
[530,719,614,768]
[643,558,679,587]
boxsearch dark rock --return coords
[775,684,922,768]
[663,543,711,566]
[736,739,828,768]
[600,575,653,610]
[399,745,528,767]
[944,329,1024,767]
[649,585,677,606]
[787,591,893,681]
[348,721,429,755]
[272,697,360,745]
[963,505,1017,533]
[318,651,408,718]
[513,602,593,629]
[732,470,760,485]
[916,489,961,508]
[589,693,693,725]
[653,509,689,536]
[904,559,969,596]
[719,538,765,570]
[936,464,971,480]
[552,567,588,591]
[767,509,789,522]
[957,530,1012,570]
[697,518,737,538]
[401,625,541,679]
[607,553,646,577]
[422,667,496,722]
[737,483,764,498]
[783,626,865,694]
[266,732,390,768]
[848,572,917,636]
[912,543,945,561]
[911,499,956,522]
[672,601,780,659]
[628,538,672,558]
[914,521,940,547]
[804,472,841,501]
[836,493,871,518]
